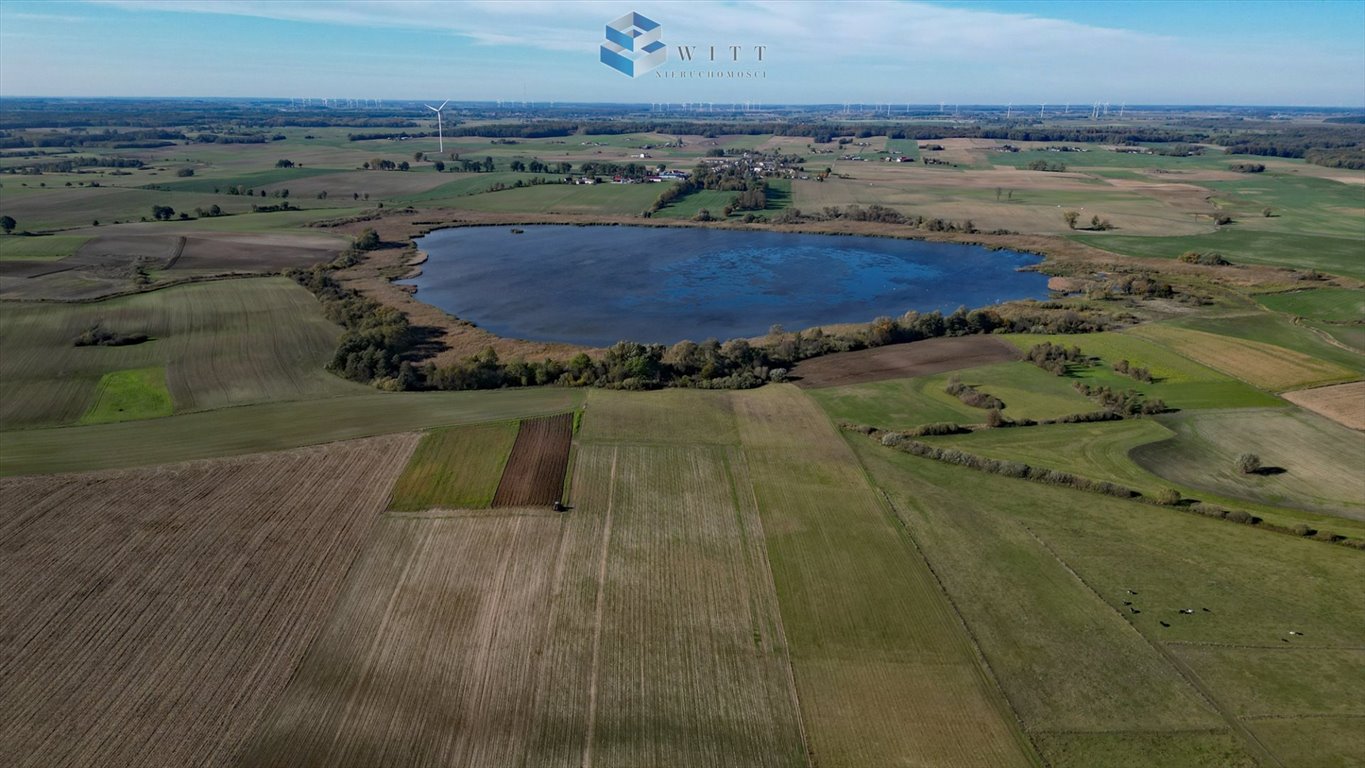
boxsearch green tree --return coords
[0,215,14,234]
[354,227,381,251]
[1063,210,1079,229]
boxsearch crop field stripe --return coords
[491,412,575,507]
[581,446,618,768]
[732,385,1038,767]
[730,450,815,768]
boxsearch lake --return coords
[405,225,1049,347]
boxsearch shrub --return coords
[1156,488,1182,506]
[1236,453,1262,474]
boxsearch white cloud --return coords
[30,1,1365,103]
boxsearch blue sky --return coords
[2,1,1362,105]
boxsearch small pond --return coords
[405,225,1049,347]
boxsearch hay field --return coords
[1130,324,1359,391]
[0,434,418,768]
[1282,381,1365,430]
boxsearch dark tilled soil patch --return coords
[491,412,574,507]
[790,335,1020,389]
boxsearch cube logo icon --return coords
[600,12,665,78]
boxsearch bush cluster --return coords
[945,376,1005,410]
[1113,359,1154,383]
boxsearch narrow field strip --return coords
[732,384,1038,767]
[491,412,574,507]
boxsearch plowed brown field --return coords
[491,412,574,507]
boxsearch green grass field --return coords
[1130,324,1359,392]
[920,419,1365,538]
[79,367,174,424]
[1132,408,1365,519]
[1255,288,1365,323]
[999,332,1286,409]
[0,277,368,429]
[0,387,583,476]
[0,234,91,260]
[387,421,518,511]
[1078,229,1365,280]
[1171,309,1365,371]
[732,385,1038,767]
[849,429,1365,767]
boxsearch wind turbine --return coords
[425,100,449,153]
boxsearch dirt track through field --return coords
[790,335,1020,388]
[491,412,573,507]
[0,434,417,768]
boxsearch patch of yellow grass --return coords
[1130,325,1358,392]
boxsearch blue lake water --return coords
[405,225,1049,347]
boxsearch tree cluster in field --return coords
[1149,143,1205,157]
[945,375,1005,409]
[194,132,284,144]
[346,131,438,142]
[1112,359,1154,383]
[770,204,998,234]
[286,232,412,384]
[1072,382,1167,415]
[1026,159,1067,172]
[1178,250,1231,266]
[1025,341,1087,375]
[1085,273,1175,301]
[1062,210,1113,230]
[1227,162,1265,173]
[73,323,148,347]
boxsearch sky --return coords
[2,0,1363,106]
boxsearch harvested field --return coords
[0,434,418,768]
[239,423,808,767]
[790,335,1019,388]
[491,412,574,507]
[1282,381,1365,430]
[1131,324,1359,391]
[165,233,341,273]
[0,233,343,301]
